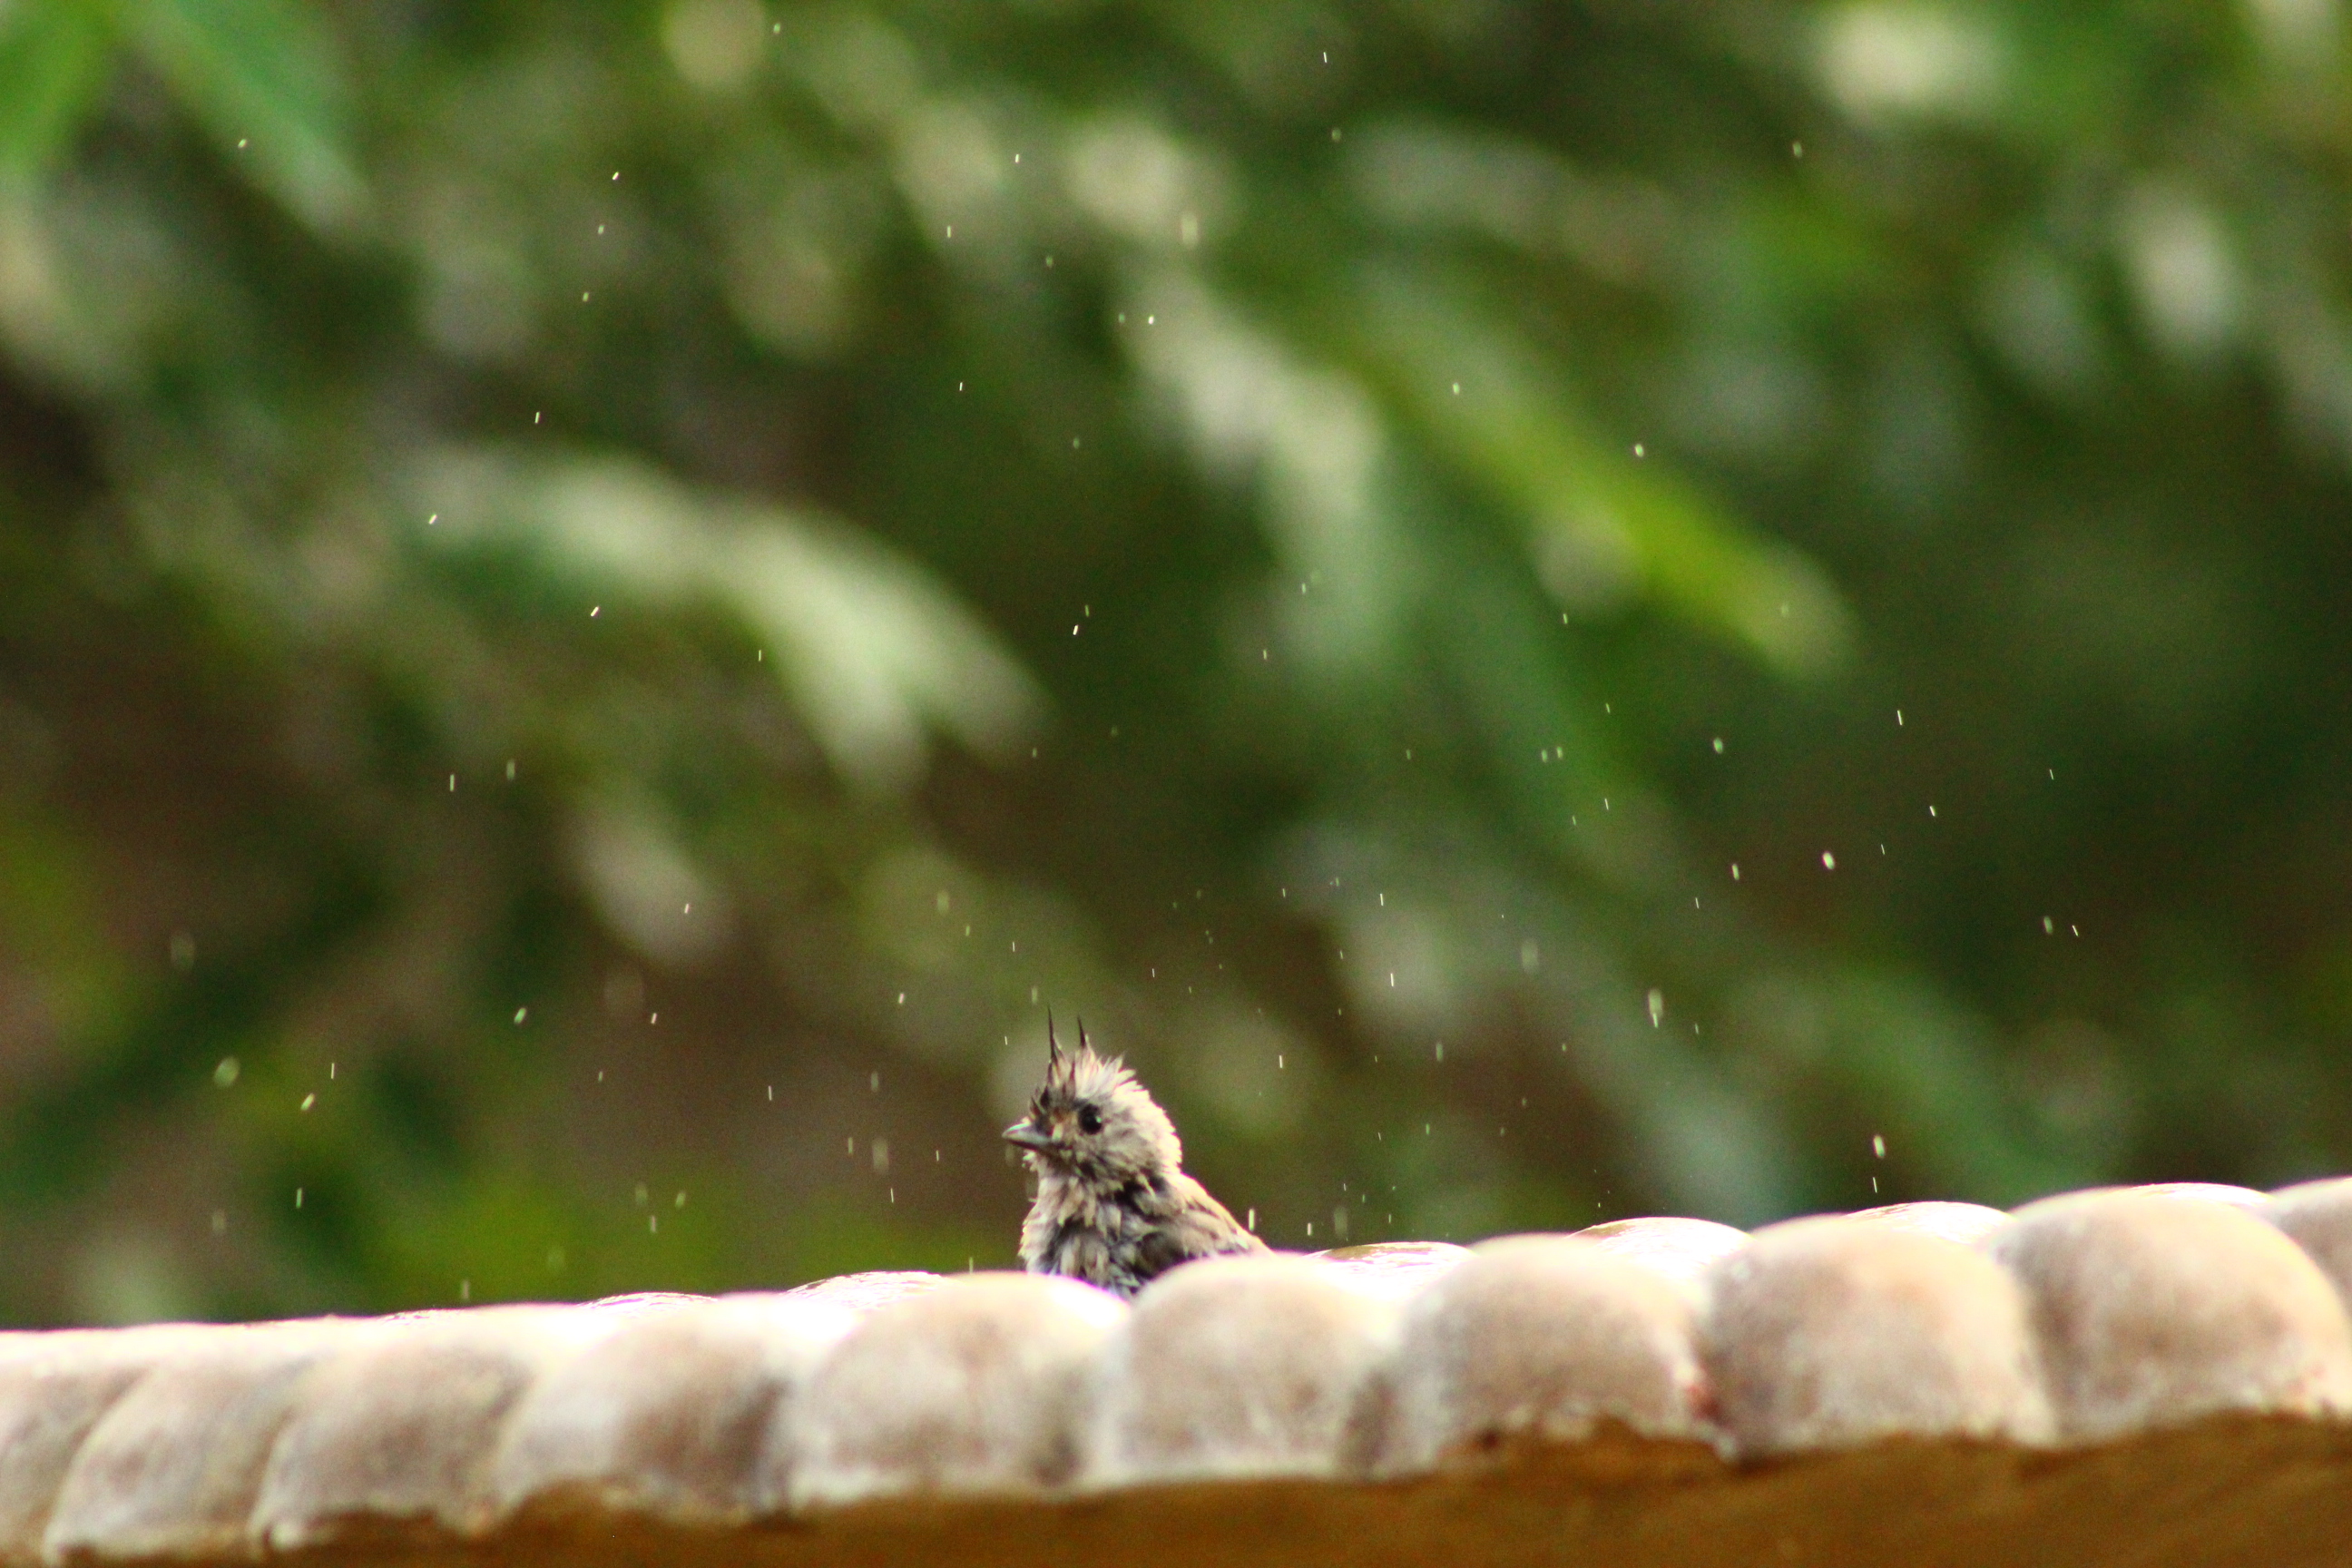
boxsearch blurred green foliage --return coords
[5,0,2352,1324]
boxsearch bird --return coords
[1004,1015,1266,1297]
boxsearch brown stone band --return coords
[8,1180,2352,1566]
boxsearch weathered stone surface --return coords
[250,1304,642,1550]
[1350,1234,1708,1476]
[2132,1181,2269,1209]
[0,1326,220,1566]
[2265,1177,2352,1307]
[1993,1191,2352,1443]
[1705,1218,2053,1456]
[1571,1216,1749,1287]
[493,1294,855,1525]
[784,1273,1122,1509]
[1310,1241,1470,1300]
[5,1179,2352,1567]
[1841,1200,2010,1246]
[783,1270,945,1315]
[44,1319,361,1563]
[1087,1255,1398,1487]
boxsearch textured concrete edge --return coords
[24,1416,2352,1568]
[11,1179,2352,1565]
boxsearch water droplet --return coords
[300,1093,316,1112]
[1872,1133,1886,1158]
[1822,850,1837,869]
[1647,989,1663,1028]
[213,1057,240,1088]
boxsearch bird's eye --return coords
[1076,1105,1103,1135]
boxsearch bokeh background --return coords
[5,0,2352,1326]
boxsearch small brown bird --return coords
[1004,1017,1266,1298]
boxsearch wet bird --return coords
[1004,1017,1266,1297]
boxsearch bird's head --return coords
[1003,1016,1181,1183]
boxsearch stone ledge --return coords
[4,1178,2351,1565]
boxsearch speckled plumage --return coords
[1004,1022,1265,1298]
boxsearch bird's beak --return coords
[1003,1122,1053,1152]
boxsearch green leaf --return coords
[0,0,116,181]
[412,448,1048,795]
[118,0,364,229]
[1356,266,1855,679]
